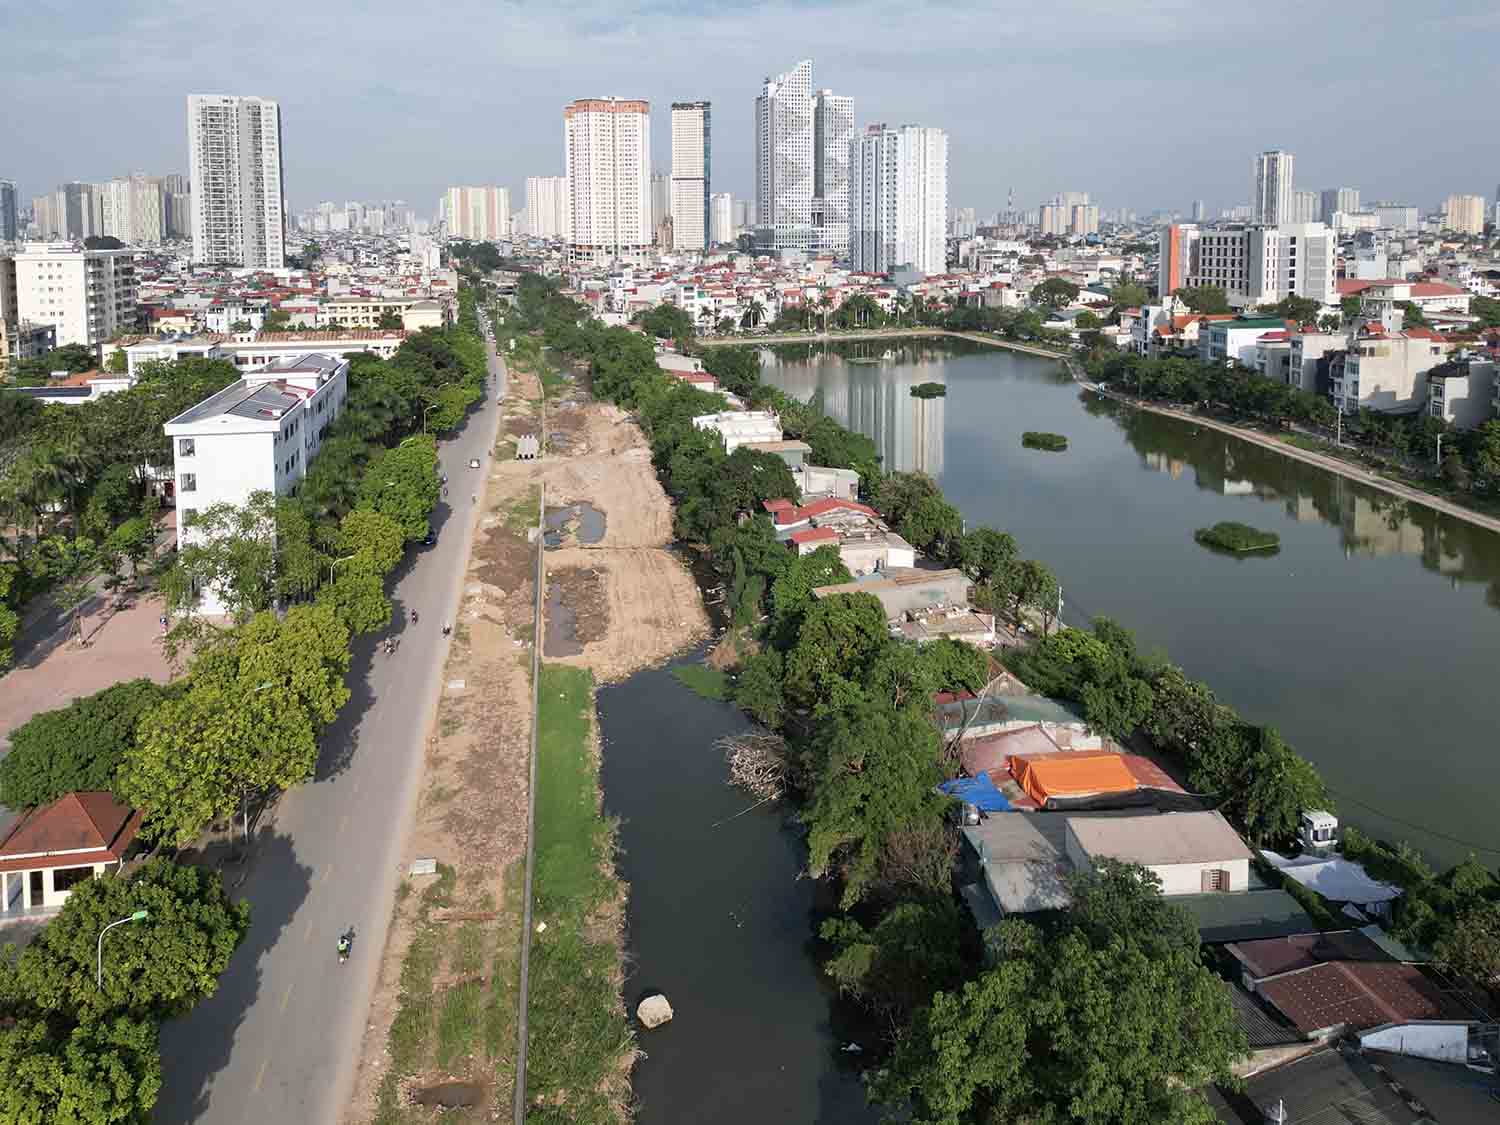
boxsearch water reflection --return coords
[1098,397,1500,598]
[762,342,948,475]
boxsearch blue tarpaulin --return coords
[939,775,1011,812]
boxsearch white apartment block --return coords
[1427,358,1497,430]
[99,175,165,245]
[1334,320,1448,416]
[523,176,569,240]
[1290,190,1319,224]
[1374,203,1418,232]
[1320,187,1359,221]
[187,95,286,268]
[13,242,138,349]
[164,353,348,615]
[564,97,652,267]
[1190,223,1335,308]
[1252,150,1294,225]
[755,60,816,252]
[1442,194,1485,235]
[849,124,949,276]
[813,89,854,257]
[710,192,734,245]
[443,186,510,241]
[670,101,711,251]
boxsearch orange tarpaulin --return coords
[1010,751,1138,806]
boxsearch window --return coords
[52,865,96,894]
[181,507,197,527]
[1201,868,1230,892]
[180,473,197,493]
[178,437,196,457]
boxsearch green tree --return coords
[105,349,129,374]
[1109,280,1150,309]
[954,527,1017,583]
[899,494,964,559]
[1173,285,1231,314]
[0,680,176,808]
[0,1014,161,1125]
[768,546,850,641]
[821,899,965,1020]
[1031,278,1080,309]
[804,697,946,906]
[638,303,696,340]
[1474,420,1500,486]
[1229,726,1331,846]
[871,471,942,530]
[734,649,786,728]
[159,491,278,620]
[1268,295,1321,324]
[1074,310,1101,331]
[875,864,1244,1124]
[337,507,405,576]
[1470,294,1500,328]
[1398,300,1428,328]
[262,308,291,331]
[119,606,350,845]
[1435,902,1500,985]
[376,310,403,330]
[356,436,439,540]
[315,568,391,634]
[783,592,891,714]
[102,517,153,581]
[8,859,250,1022]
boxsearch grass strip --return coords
[671,662,729,700]
[524,664,633,1125]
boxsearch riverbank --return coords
[721,326,1500,538]
[1086,384,1500,537]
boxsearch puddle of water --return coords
[543,501,607,548]
[410,1081,483,1108]
[543,581,582,656]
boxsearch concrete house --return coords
[1063,810,1253,894]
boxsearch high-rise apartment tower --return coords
[187,95,286,267]
[670,102,710,251]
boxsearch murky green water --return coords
[764,338,1500,868]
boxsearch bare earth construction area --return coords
[345,355,707,1123]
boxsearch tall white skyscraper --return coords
[813,89,854,256]
[98,174,165,244]
[1252,149,1294,226]
[755,59,816,252]
[564,97,652,267]
[187,94,285,268]
[670,101,711,251]
[523,176,569,240]
[442,186,510,240]
[849,124,948,276]
[1442,194,1486,235]
[710,192,733,244]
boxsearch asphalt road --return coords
[155,323,508,1123]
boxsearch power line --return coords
[1322,786,1500,855]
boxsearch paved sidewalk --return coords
[0,589,174,742]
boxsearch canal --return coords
[597,657,876,1125]
[762,337,1500,869]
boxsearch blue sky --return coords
[3,0,1496,218]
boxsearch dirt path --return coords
[345,356,707,1122]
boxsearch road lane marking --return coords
[321,864,333,884]
[253,1059,268,1092]
[279,983,292,1013]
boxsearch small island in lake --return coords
[1194,521,1281,554]
[1021,431,1068,451]
[910,381,947,398]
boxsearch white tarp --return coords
[1260,850,1403,904]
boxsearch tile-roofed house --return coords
[0,792,145,916]
[1226,929,1392,983]
[1255,960,1468,1038]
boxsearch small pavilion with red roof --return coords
[0,792,144,917]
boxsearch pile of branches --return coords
[718,731,790,801]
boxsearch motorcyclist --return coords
[337,931,352,961]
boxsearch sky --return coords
[3,0,1497,220]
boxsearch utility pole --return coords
[1435,432,1443,469]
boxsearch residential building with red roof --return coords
[0,792,145,916]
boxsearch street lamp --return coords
[328,553,356,584]
[422,402,439,433]
[97,910,149,989]
[1435,433,1443,469]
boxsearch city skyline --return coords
[3,2,1497,217]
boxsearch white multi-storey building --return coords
[442,186,510,241]
[564,97,652,267]
[1320,187,1359,222]
[99,174,165,245]
[1373,203,1418,232]
[1290,190,1319,224]
[849,124,948,276]
[187,94,285,268]
[164,353,348,615]
[670,101,711,251]
[1442,194,1485,235]
[755,59,816,253]
[1252,150,1294,225]
[1190,223,1335,308]
[710,192,734,245]
[523,175,569,240]
[12,242,137,349]
[813,89,854,257]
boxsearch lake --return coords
[762,337,1500,869]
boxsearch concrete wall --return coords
[1359,1022,1471,1065]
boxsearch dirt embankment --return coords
[346,358,708,1122]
